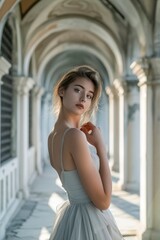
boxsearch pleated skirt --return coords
[49,200,124,240]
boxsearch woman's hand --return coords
[80,122,104,149]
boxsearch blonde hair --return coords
[53,65,102,123]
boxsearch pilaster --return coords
[96,91,109,152]
[41,92,52,163]
[13,76,35,198]
[149,58,160,238]
[131,57,160,240]
[113,79,127,189]
[106,85,119,172]
[32,85,44,174]
[126,80,140,192]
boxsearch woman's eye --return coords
[87,95,93,100]
[74,88,81,93]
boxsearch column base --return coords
[111,162,119,172]
[124,182,140,193]
[17,187,29,199]
[116,180,140,193]
[112,180,124,191]
[140,229,160,240]
[109,159,119,172]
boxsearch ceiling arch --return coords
[37,43,113,87]
[111,0,152,55]
[23,16,124,77]
[44,52,109,92]
[38,31,114,67]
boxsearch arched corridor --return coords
[0,0,160,239]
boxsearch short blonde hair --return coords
[53,65,102,123]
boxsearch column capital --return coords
[105,85,117,97]
[113,79,127,95]
[32,85,45,98]
[130,58,150,85]
[130,58,149,78]
[13,76,35,95]
[131,58,160,86]
[0,56,11,84]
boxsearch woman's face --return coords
[60,77,95,116]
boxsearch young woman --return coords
[48,65,124,239]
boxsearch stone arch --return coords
[37,43,114,87]
[44,51,110,91]
[0,12,23,75]
[111,0,152,55]
[24,17,124,76]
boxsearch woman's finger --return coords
[82,122,95,131]
[80,126,88,134]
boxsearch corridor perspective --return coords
[0,0,160,239]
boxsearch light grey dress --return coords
[49,128,124,240]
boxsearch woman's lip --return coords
[76,104,84,109]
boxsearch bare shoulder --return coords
[48,131,54,145]
[66,128,87,145]
[48,131,52,142]
[48,131,52,140]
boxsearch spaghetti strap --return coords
[60,128,71,171]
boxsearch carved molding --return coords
[13,76,35,95]
[113,78,127,95]
[130,58,150,80]
[130,58,160,86]
[106,85,117,97]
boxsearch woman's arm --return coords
[68,125,112,210]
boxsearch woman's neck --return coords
[56,111,81,129]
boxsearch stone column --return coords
[32,85,44,174]
[96,91,109,150]
[14,77,35,198]
[106,85,119,172]
[113,79,127,189]
[41,92,51,164]
[131,58,160,240]
[126,80,140,192]
[151,58,160,239]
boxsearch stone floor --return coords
[4,164,140,240]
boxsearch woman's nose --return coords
[80,93,86,102]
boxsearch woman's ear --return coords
[58,87,64,97]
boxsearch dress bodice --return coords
[60,144,100,204]
[49,128,124,240]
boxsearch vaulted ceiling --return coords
[0,0,157,90]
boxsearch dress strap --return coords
[60,128,71,171]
